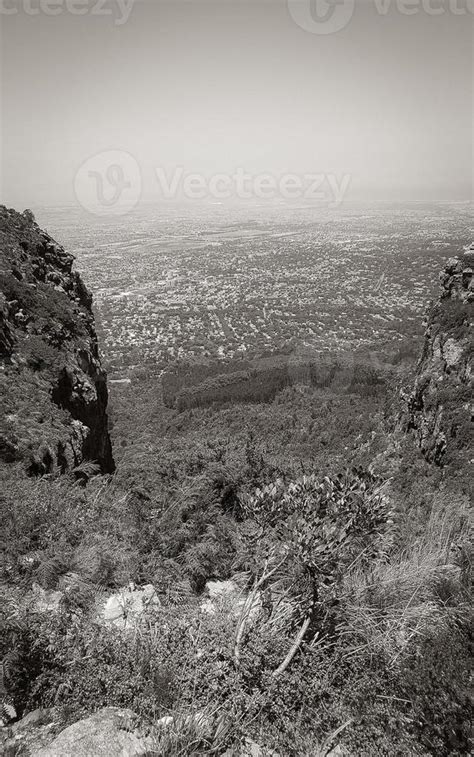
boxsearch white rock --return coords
[200,598,217,615]
[30,584,63,614]
[155,715,174,728]
[442,338,463,368]
[200,579,261,621]
[206,579,239,599]
[99,583,160,630]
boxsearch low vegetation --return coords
[1,362,472,755]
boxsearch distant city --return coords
[36,202,473,377]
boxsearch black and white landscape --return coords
[1,2,472,756]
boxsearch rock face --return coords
[31,707,152,757]
[1,708,59,754]
[0,206,114,474]
[401,249,473,465]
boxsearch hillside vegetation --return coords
[1,214,472,756]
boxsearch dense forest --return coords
[161,352,390,412]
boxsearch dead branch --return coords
[272,616,312,679]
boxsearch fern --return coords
[72,461,101,484]
[1,650,20,686]
[165,578,194,607]
[60,572,97,611]
[0,651,20,727]
[36,556,66,589]
[0,701,17,726]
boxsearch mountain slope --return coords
[401,248,473,466]
[0,206,114,475]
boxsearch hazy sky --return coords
[1,0,472,209]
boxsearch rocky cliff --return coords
[401,247,473,466]
[0,206,114,475]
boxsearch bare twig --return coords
[272,615,312,679]
[318,718,354,756]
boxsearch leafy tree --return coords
[243,470,391,634]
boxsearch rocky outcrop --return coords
[99,583,160,630]
[31,708,152,757]
[0,708,60,754]
[401,247,473,465]
[0,206,114,474]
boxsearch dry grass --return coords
[339,493,472,665]
[146,707,231,756]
